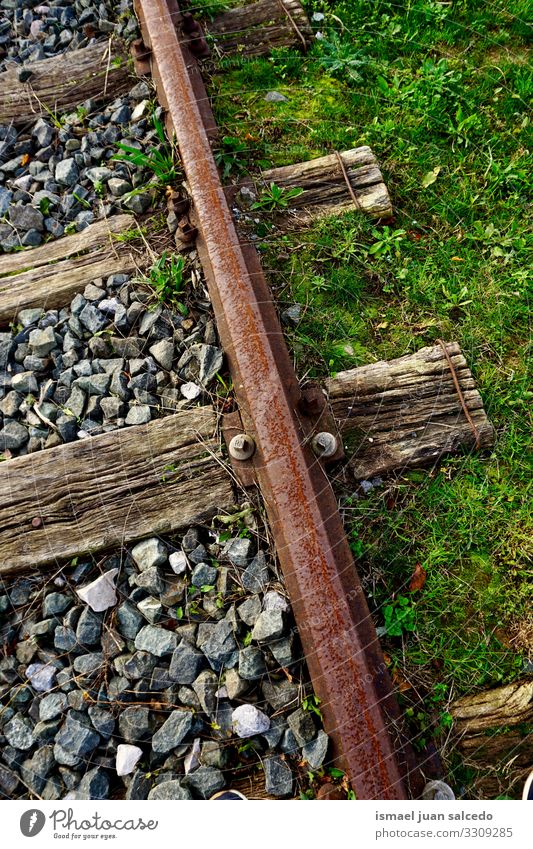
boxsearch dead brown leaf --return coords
[409,562,427,592]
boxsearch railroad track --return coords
[0,0,495,801]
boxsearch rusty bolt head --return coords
[311,431,338,459]
[228,433,255,461]
[298,386,325,417]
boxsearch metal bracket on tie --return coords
[181,12,211,59]
[297,382,344,464]
[130,38,152,76]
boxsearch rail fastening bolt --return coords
[311,431,338,459]
[228,433,256,461]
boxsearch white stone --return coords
[180,382,201,400]
[116,744,143,776]
[131,100,149,122]
[137,596,162,624]
[263,590,289,613]
[231,704,270,738]
[169,551,188,575]
[76,568,119,612]
[25,662,57,692]
[183,738,201,775]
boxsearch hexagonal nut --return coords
[228,433,256,461]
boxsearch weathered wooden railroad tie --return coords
[0,0,498,800]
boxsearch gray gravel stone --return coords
[287,708,316,746]
[86,166,113,184]
[29,326,56,356]
[42,592,71,617]
[131,537,167,570]
[186,765,225,799]
[11,371,38,394]
[135,625,177,657]
[33,119,54,148]
[8,204,44,232]
[225,537,252,567]
[123,652,157,680]
[169,643,205,685]
[125,404,151,425]
[73,653,104,677]
[56,712,100,757]
[147,779,191,800]
[264,90,288,102]
[76,608,103,645]
[53,742,81,768]
[238,646,267,681]
[264,754,293,796]
[224,668,248,700]
[79,303,107,334]
[191,562,217,587]
[108,177,131,197]
[203,619,238,672]
[263,590,289,613]
[262,679,299,711]
[195,344,223,386]
[0,420,29,450]
[261,716,287,749]
[134,566,164,595]
[0,188,12,218]
[280,728,300,755]
[32,718,62,745]
[73,373,111,396]
[39,692,67,722]
[20,746,55,795]
[117,602,144,640]
[54,625,77,652]
[152,710,193,753]
[124,193,150,214]
[136,596,162,624]
[242,551,269,593]
[188,543,209,565]
[119,707,152,743]
[302,730,329,769]
[192,670,218,716]
[4,714,34,750]
[76,767,110,800]
[237,595,262,626]
[88,706,115,738]
[55,158,79,186]
[0,765,19,796]
[251,609,285,642]
[269,637,294,668]
[149,338,174,370]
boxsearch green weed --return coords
[146,251,187,310]
[252,182,304,212]
[114,113,176,186]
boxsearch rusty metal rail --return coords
[134,0,423,799]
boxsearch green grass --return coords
[145,251,188,312]
[206,0,532,794]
